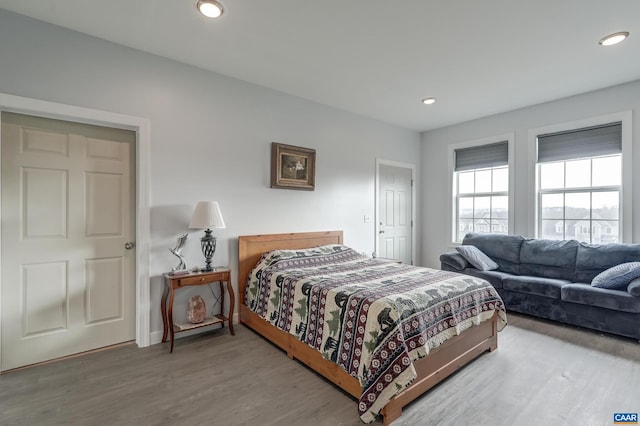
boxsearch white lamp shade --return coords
[188,201,226,229]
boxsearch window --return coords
[537,122,622,243]
[453,141,509,242]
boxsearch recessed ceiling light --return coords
[197,0,224,18]
[598,31,629,46]
[421,97,437,105]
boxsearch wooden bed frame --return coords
[238,231,498,425]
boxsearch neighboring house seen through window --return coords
[454,141,509,242]
[536,122,622,244]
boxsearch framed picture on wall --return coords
[270,142,316,190]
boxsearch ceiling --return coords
[1,0,639,132]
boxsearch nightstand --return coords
[161,268,235,353]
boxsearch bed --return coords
[238,231,506,425]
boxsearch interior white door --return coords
[1,112,136,371]
[378,164,413,264]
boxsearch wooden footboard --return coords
[238,231,498,425]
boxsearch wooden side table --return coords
[161,268,235,353]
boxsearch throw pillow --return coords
[455,245,499,271]
[591,262,640,290]
[628,278,640,297]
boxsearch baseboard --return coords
[149,330,163,345]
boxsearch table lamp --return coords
[188,201,226,271]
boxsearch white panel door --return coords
[378,164,412,264]
[1,113,136,371]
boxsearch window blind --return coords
[537,122,621,163]
[454,141,508,172]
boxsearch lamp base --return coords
[200,229,217,272]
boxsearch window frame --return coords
[528,111,632,242]
[537,155,621,243]
[447,133,515,244]
[456,165,510,242]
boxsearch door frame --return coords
[374,159,416,265]
[0,93,151,368]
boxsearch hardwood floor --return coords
[1,314,638,426]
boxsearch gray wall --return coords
[0,10,422,339]
[422,79,640,268]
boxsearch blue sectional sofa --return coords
[440,233,640,340]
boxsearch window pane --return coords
[595,220,619,243]
[492,167,508,192]
[541,219,564,240]
[458,197,474,218]
[474,196,490,218]
[458,219,473,241]
[491,196,508,218]
[541,193,564,219]
[592,191,619,220]
[571,218,591,243]
[458,171,474,194]
[491,219,508,234]
[565,159,591,188]
[564,219,583,242]
[475,169,492,193]
[474,218,490,233]
[540,162,564,189]
[592,155,621,186]
[565,193,590,220]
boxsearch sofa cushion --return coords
[628,278,640,297]
[561,283,640,313]
[455,245,498,271]
[461,269,511,289]
[575,242,640,283]
[439,252,468,271]
[591,262,640,290]
[462,233,525,274]
[502,275,569,299]
[519,239,579,281]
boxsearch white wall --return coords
[0,10,421,340]
[421,79,640,268]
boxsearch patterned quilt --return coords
[245,244,507,423]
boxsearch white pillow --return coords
[455,245,499,271]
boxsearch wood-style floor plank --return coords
[1,313,638,426]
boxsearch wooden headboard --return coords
[237,231,343,309]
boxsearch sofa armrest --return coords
[439,251,470,271]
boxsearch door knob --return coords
[124,242,135,249]
[379,230,385,234]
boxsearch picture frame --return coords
[270,142,316,191]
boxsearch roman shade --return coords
[454,141,508,172]
[537,122,622,163]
